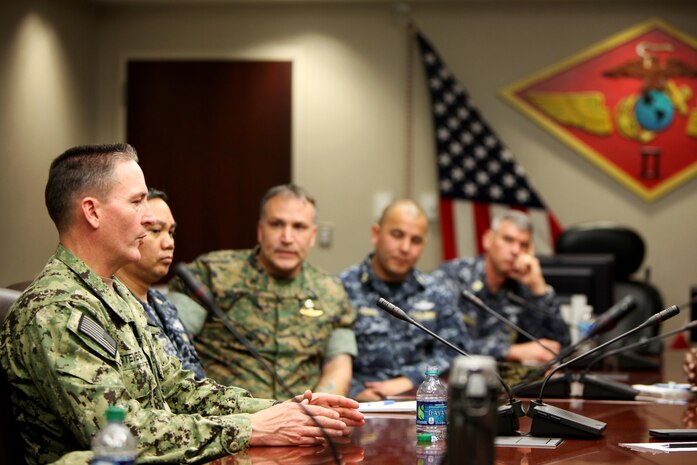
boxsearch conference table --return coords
[210,351,696,465]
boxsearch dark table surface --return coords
[209,351,696,465]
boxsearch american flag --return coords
[416,31,563,260]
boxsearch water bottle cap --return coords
[105,405,126,422]
[424,365,440,376]
[416,433,432,444]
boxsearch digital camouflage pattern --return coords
[433,256,571,360]
[0,245,276,465]
[139,288,206,380]
[339,255,470,397]
[169,248,356,399]
[48,450,92,465]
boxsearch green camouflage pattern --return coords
[0,245,275,465]
[48,451,92,465]
[169,248,356,399]
[497,361,541,389]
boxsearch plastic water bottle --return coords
[91,406,137,465]
[416,366,447,441]
[416,433,446,465]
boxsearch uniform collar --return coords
[358,253,426,298]
[55,244,138,324]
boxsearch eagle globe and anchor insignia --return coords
[501,19,697,201]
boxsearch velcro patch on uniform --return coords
[78,313,117,358]
[358,306,380,317]
[411,310,436,321]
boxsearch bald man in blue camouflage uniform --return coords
[0,144,362,465]
[340,200,469,400]
[433,210,570,363]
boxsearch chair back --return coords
[0,288,27,465]
[556,223,663,358]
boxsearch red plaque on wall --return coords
[501,19,697,201]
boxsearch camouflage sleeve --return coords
[324,328,357,358]
[23,305,272,463]
[48,450,92,465]
[333,282,356,330]
[520,288,571,347]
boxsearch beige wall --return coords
[0,0,98,286]
[3,1,697,333]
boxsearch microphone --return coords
[461,290,559,357]
[528,305,679,438]
[376,297,525,436]
[584,294,637,340]
[174,263,343,463]
[578,319,697,400]
[541,294,638,371]
[173,263,218,310]
[461,290,572,398]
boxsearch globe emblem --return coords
[634,89,674,132]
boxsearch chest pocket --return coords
[280,296,333,354]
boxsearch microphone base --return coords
[496,400,525,436]
[512,373,571,398]
[581,374,639,400]
[527,400,607,439]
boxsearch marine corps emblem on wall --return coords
[501,19,697,201]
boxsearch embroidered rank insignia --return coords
[299,298,324,317]
[78,313,117,357]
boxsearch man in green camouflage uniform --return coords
[170,184,357,399]
[0,144,362,465]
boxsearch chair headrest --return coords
[555,222,645,280]
[0,288,22,325]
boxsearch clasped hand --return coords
[250,390,364,446]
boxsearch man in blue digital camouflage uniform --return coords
[434,209,570,363]
[340,200,469,400]
[0,144,362,465]
[116,187,206,380]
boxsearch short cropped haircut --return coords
[258,184,317,222]
[377,199,427,226]
[490,209,533,233]
[45,143,138,231]
[147,187,168,203]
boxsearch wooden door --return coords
[127,60,292,274]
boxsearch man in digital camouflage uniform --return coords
[0,144,362,465]
[170,184,356,399]
[339,200,469,400]
[115,187,206,380]
[433,209,570,364]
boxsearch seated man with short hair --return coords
[170,184,357,399]
[340,199,469,400]
[433,209,570,363]
[0,144,363,465]
[115,187,206,380]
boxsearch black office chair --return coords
[556,222,664,367]
[0,287,28,465]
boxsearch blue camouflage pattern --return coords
[139,288,206,380]
[339,255,470,398]
[433,256,571,360]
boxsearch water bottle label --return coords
[92,458,136,465]
[416,400,447,426]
